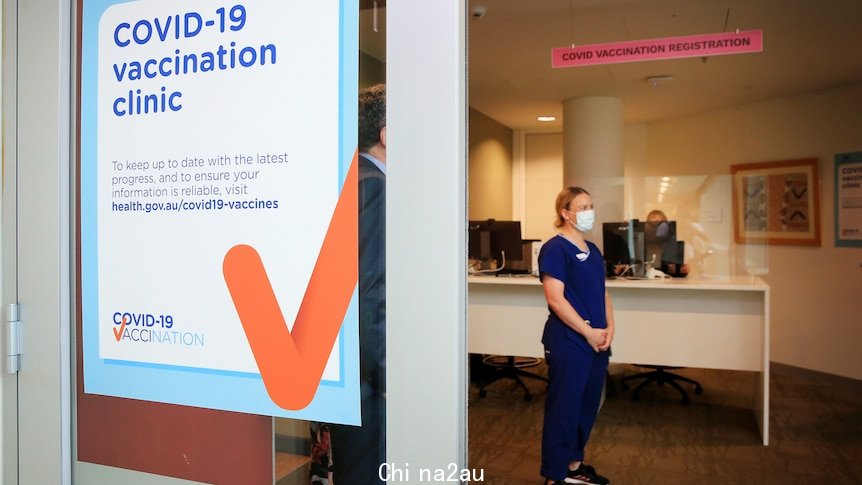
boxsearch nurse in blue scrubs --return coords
[539,186,615,485]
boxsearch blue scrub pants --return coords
[540,344,609,480]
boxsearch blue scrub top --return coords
[538,235,607,354]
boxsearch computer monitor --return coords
[644,220,683,269]
[468,219,523,268]
[603,219,684,276]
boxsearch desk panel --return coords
[469,283,547,358]
[610,288,766,371]
[467,275,770,445]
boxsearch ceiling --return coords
[467,0,862,130]
[360,1,862,131]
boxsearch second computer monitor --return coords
[644,220,680,267]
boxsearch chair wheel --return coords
[695,386,703,395]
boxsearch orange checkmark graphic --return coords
[113,316,127,341]
[223,152,358,410]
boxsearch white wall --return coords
[647,82,862,380]
[469,108,513,220]
[523,133,562,241]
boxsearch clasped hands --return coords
[586,327,612,353]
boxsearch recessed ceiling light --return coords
[537,116,556,122]
[645,75,674,88]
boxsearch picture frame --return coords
[731,158,821,245]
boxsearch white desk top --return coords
[467,274,769,292]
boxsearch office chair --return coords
[475,354,548,401]
[620,364,703,404]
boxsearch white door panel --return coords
[6,0,74,483]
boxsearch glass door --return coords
[4,1,467,483]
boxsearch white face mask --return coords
[573,209,595,232]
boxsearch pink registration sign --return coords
[552,30,763,68]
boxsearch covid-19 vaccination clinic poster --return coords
[81,0,361,425]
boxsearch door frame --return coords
[387,1,468,470]
[2,0,75,484]
[1,0,17,482]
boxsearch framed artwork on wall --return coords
[731,158,821,246]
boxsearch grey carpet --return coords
[468,363,862,484]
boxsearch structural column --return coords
[562,96,625,227]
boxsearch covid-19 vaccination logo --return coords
[110,311,205,350]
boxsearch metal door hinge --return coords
[5,303,21,374]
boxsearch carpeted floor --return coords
[468,362,862,484]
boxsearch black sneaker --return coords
[564,463,610,484]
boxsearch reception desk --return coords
[468,274,771,445]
